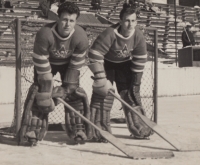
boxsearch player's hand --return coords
[35,93,55,113]
[52,86,68,105]
[93,79,114,97]
[52,86,67,98]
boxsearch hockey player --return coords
[88,2,151,142]
[18,2,92,145]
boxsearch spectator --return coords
[1,0,14,12]
[0,0,2,8]
[182,22,195,48]
[39,0,58,17]
[91,0,101,13]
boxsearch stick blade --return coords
[150,125,182,151]
[132,151,174,159]
[110,91,182,151]
[100,130,174,159]
[180,143,200,152]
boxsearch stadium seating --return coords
[1,0,200,64]
[0,0,41,58]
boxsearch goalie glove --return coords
[88,62,113,97]
[35,73,55,113]
[52,68,79,105]
[62,68,80,94]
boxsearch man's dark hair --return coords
[57,1,80,18]
[119,3,140,20]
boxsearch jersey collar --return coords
[114,24,135,39]
[51,23,75,40]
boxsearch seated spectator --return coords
[1,0,14,12]
[0,0,2,8]
[128,0,159,14]
[182,22,196,48]
[39,0,57,17]
[91,0,101,13]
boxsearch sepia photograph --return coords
[0,0,200,164]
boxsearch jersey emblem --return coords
[115,44,133,58]
[52,45,73,58]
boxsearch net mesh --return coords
[1,19,157,135]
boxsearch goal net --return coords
[0,18,158,136]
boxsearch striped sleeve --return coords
[68,27,89,70]
[88,29,112,63]
[32,53,51,74]
[68,50,87,69]
[33,27,51,74]
[131,34,147,73]
[89,47,105,63]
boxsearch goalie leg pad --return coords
[18,84,49,145]
[76,88,93,139]
[25,111,48,141]
[64,87,92,141]
[65,111,75,138]
[130,72,143,106]
[65,100,87,141]
[120,90,151,139]
[90,89,115,141]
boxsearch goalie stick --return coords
[57,98,174,159]
[109,90,200,152]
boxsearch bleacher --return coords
[1,0,200,64]
[0,0,43,59]
[96,1,200,61]
[74,0,200,61]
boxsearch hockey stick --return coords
[183,27,191,44]
[109,91,183,150]
[57,98,174,159]
[109,90,200,152]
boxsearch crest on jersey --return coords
[52,45,73,58]
[115,44,133,58]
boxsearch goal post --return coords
[1,18,158,136]
[15,18,22,136]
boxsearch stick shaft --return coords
[57,98,101,132]
[57,98,132,157]
[109,90,181,151]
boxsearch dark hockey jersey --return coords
[88,23,147,73]
[32,22,88,74]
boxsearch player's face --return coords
[57,12,77,37]
[120,13,137,37]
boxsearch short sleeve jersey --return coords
[32,22,89,74]
[88,23,147,72]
